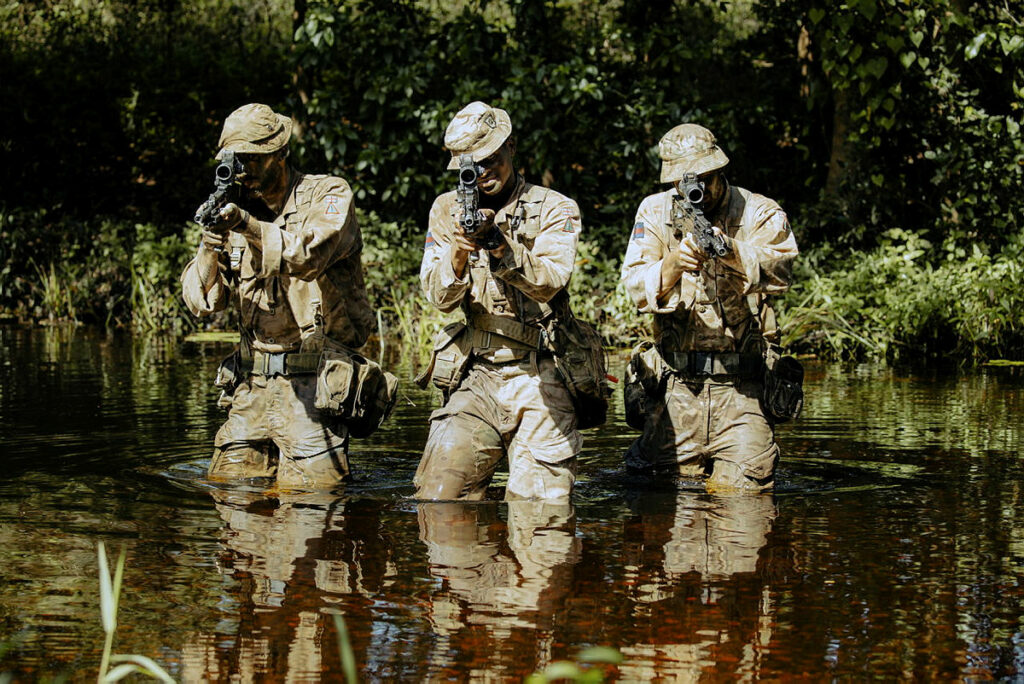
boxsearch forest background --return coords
[1,0,1021,364]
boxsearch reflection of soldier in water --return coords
[618,492,779,681]
[179,490,393,682]
[417,501,581,678]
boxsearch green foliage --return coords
[1,0,1021,365]
[780,228,1024,361]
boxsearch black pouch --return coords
[315,349,399,438]
[549,317,611,430]
[213,350,244,410]
[762,352,804,423]
[623,341,667,431]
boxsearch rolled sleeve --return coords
[420,196,470,312]
[621,198,698,314]
[180,250,229,317]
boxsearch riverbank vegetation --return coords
[1,0,1020,363]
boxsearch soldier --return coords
[182,103,376,488]
[621,123,799,491]
[414,101,597,502]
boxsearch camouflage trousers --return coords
[414,355,582,501]
[209,374,349,488]
[625,374,779,491]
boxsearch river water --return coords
[1,325,1022,682]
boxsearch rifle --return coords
[456,154,503,251]
[194,150,243,228]
[672,172,730,259]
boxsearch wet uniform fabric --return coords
[181,173,374,487]
[621,183,798,489]
[414,177,584,501]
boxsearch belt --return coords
[247,350,321,377]
[468,313,547,351]
[665,351,762,378]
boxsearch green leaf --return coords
[540,662,583,680]
[809,7,826,25]
[108,655,175,683]
[910,30,925,48]
[899,51,916,69]
[855,0,877,21]
[871,174,884,186]
[965,31,988,59]
[578,646,625,664]
[867,56,888,79]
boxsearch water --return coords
[1,326,1022,681]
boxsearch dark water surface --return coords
[1,326,1023,682]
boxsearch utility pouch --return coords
[762,345,804,423]
[414,322,472,396]
[213,350,244,410]
[315,349,399,438]
[549,316,611,430]
[623,341,668,431]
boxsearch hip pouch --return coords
[623,341,668,431]
[213,350,245,410]
[762,345,804,423]
[314,349,399,438]
[414,322,472,398]
[548,316,611,430]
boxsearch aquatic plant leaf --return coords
[578,646,624,664]
[109,655,174,683]
[97,542,115,635]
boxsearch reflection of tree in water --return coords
[418,501,581,679]
[614,492,779,681]
[179,489,395,682]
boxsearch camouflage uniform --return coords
[181,103,374,488]
[414,102,584,502]
[621,124,798,490]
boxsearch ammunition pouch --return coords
[314,348,399,438]
[623,341,668,431]
[762,345,804,423]
[213,350,244,410]
[414,322,473,397]
[547,316,611,431]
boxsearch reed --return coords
[95,542,174,683]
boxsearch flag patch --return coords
[424,231,435,248]
[325,195,340,215]
[632,221,645,240]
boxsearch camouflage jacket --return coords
[621,183,797,353]
[420,176,581,362]
[181,173,374,353]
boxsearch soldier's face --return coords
[476,142,515,196]
[238,152,285,196]
[698,171,727,211]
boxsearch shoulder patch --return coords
[632,221,645,240]
[562,217,575,233]
[424,231,436,248]
[324,195,340,215]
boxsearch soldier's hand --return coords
[214,203,244,233]
[200,228,228,253]
[676,233,708,271]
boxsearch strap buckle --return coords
[690,352,714,376]
[260,352,287,377]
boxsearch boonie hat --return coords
[444,101,513,170]
[217,103,292,157]
[658,123,729,183]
